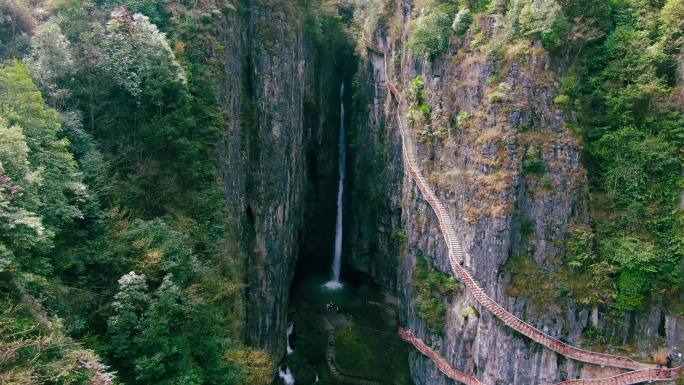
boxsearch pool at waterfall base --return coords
[277,272,414,385]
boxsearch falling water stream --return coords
[324,83,346,290]
[285,83,411,384]
[279,323,295,384]
[278,366,295,385]
[286,322,294,355]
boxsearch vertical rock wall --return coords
[218,1,308,358]
[216,1,354,361]
[348,1,684,384]
[215,0,684,379]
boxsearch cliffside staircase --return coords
[362,37,684,385]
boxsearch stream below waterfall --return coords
[277,272,414,385]
[276,82,412,385]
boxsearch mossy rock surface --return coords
[334,327,413,384]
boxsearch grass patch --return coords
[504,254,558,310]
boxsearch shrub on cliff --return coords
[452,8,473,36]
[413,256,458,334]
[408,9,452,60]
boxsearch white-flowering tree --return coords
[27,20,75,105]
[517,0,563,38]
[107,271,150,363]
[102,8,186,106]
[0,118,45,272]
[0,63,84,273]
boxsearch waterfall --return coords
[325,83,346,290]
[279,323,295,384]
[278,366,295,385]
[286,322,294,355]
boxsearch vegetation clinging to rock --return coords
[412,255,459,334]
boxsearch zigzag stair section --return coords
[362,37,683,385]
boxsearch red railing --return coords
[399,328,483,385]
[364,37,684,385]
[557,366,684,385]
[400,328,682,385]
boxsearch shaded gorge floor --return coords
[277,270,414,384]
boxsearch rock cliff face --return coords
[347,41,406,293]
[216,1,352,359]
[217,2,306,359]
[216,0,683,381]
[347,1,684,384]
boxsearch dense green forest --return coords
[537,0,684,316]
[0,0,682,384]
[0,1,262,384]
[565,0,683,316]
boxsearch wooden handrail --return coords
[400,328,683,385]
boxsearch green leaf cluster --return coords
[412,255,459,334]
[562,0,684,314]
[408,8,453,60]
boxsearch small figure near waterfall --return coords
[326,302,340,312]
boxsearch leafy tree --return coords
[107,271,150,368]
[517,0,565,39]
[661,0,684,46]
[0,117,43,273]
[0,63,84,275]
[134,274,202,385]
[27,20,76,105]
[604,237,658,311]
[101,9,186,105]
[452,8,473,36]
[408,9,453,60]
[119,218,199,286]
[0,118,30,186]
